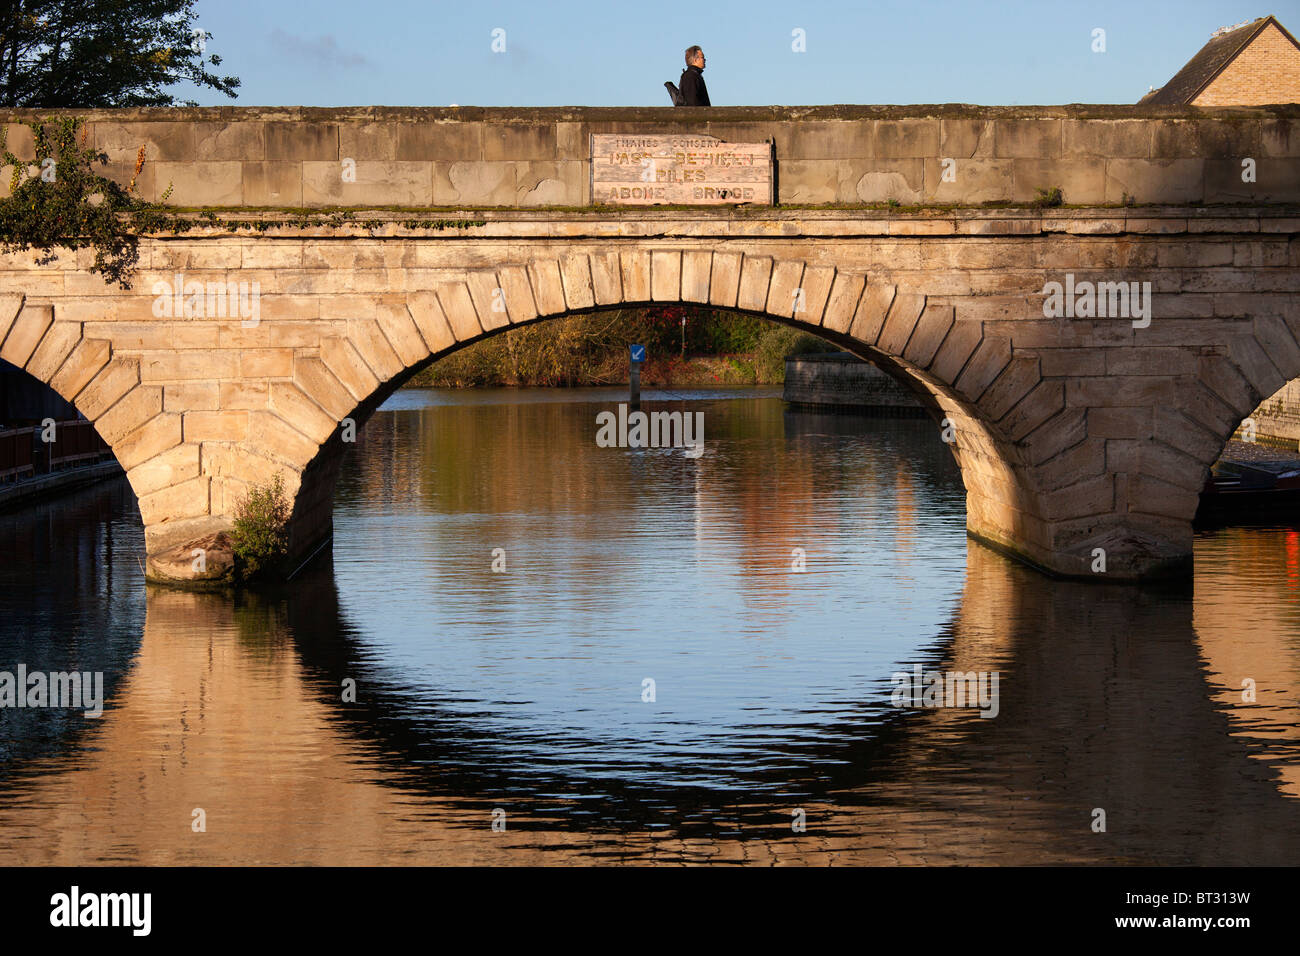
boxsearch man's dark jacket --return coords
[679,64,710,106]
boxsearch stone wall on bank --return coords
[1249,381,1300,448]
[2,104,1298,208]
[783,352,926,413]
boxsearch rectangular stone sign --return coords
[591,133,773,205]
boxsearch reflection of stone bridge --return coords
[0,106,1298,582]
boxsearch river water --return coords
[1,387,1298,865]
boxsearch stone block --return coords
[1105,159,1204,204]
[115,412,183,471]
[736,255,772,313]
[1,305,53,367]
[49,339,111,401]
[394,123,483,161]
[707,252,740,308]
[153,162,242,206]
[649,251,680,303]
[979,355,1041,421]
[94,122,195,163]
[1063,120,1151,158]
[183,410,249,443]
[265,123,338,161]
[164,382,220,412]
[794,266,836,327]
[294,357,356,421]
[954,335,1012,403]
[923,159,1013,203]
[141,351,239,382]
[24,321,80,383]
[268,382,338,443]
[127,442,201,497]
[245,410,321,467]
[240,349,294,378]
[854,160,923,203]
[1151,120,1258,159]
[243,162,303,206]
[680,251,711,304]
[195,122,266,161]
[79,358,140,419]
[929,320,983,386]
[465,272,509,333]
[529,259,568,315]
[405,292,456,355]
[847,281,895,344]
[765,260,804,318]
[904,303,954,369]
[496,265,540,322]
[561,253,596,310]
[876,292,926,357]
[1001,379,1065,442]
[1012,159,1105,204]
[481,124,556,161]
[138,475,211,525]
[303,161,432,206]
[346,318,405,381]
[589,252,624,306]
[820,272,865,335]
[97,386,162,445]
[993,120,1063,158]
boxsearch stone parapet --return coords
[3,105,1298,208]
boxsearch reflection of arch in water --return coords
[4,530,1300,864]
[281,543,1300,862]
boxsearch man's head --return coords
[685,45,705,70]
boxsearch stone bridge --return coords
[1,105,1298,583]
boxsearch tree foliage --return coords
[0,115,183,287]
[0,0,238,107]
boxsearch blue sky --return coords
[177,0,1300,106]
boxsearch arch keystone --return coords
[650,250,681,302]
[681,251,711,303]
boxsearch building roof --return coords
[1139,15,1300,105]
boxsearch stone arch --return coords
[0,295,165,516]
[276,249,1051,580]
[17,244,1291,586]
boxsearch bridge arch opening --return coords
[274,253,1042,582]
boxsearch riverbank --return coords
[407,351,788,388]
[0,459,124,512]
[401,308,825,388]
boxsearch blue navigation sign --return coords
[629,344,646,363]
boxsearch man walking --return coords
[680,46,710,106]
